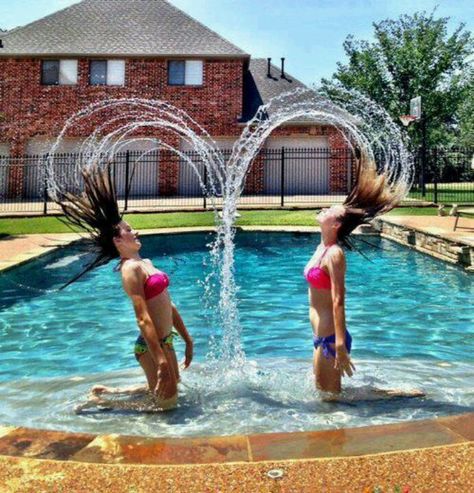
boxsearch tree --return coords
[456,68,474,147]
[322,11,473,150]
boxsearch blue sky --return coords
[0,0,472,84]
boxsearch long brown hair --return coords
[56,164,122,288]
[338,149,405,249]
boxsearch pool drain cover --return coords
[266,469,284,479]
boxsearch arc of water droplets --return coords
[42,88,414,368]
[215,87,413,364]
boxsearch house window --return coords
[41,60,78,85]
[168,60,203,86]
[90,60,125,86]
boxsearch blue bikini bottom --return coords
[313,330,352,359]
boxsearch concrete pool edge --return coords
[0,412,472,465]
[0,443,472,493]
[1,219,473,274]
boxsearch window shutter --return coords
[107,60,125,86]
[185,61,203,85]
[59,60,78,85]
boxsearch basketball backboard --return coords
[410,96,421,120]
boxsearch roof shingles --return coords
[243,58,311,122]
[0,0,248,57]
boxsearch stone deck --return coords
[0,415,472,492]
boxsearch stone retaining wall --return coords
[375,219,474,272]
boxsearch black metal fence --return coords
[0,146,472,215]
[410,147,474,205]
[0,147,354,214]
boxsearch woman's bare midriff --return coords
[146,291,173,339]
[308,287,335,338]
[147,291,180,386]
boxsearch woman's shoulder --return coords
[120,259,145,278]
[329,244,344,254]
[326,244,345,263]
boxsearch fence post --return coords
[42,155,48,215]
[421,118,427,198]
[203,164,207,209]
[124,150,130,211]
[280,147,285,207]
[433,147,438,204]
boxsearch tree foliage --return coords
[322,11,473,149]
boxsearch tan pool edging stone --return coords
[0,413,472,466]
[0,417,472,492]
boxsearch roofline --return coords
[0,53,251,60]
[1,0,83,35]
[1,0,249,59]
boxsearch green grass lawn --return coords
[0,207,439,236]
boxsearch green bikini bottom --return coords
[134,331,177,358]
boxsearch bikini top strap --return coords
[317,245,333,267]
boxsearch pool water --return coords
[0,232,473,437]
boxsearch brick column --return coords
[327,128,351,193]
[158,137,180,196]
[243,151,265,194]
[7,139,26,198]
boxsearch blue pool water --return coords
[0,232,473,437]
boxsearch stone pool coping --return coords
[0,413,472,465]
[0,443,472,493]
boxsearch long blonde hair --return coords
[338,150,405,248]
[56,164,122,288]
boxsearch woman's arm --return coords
[171,303,193,368]
[122,263,175,397]
[327,248,355,377]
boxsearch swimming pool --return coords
[0,232,473,437]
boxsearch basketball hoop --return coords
[399,115,417,127]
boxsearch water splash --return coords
[42,87,414,367]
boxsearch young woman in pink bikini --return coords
[57,165,193,410]
[305,155,424,398]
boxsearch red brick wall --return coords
[0,57,351,197]
[0,57,245,195]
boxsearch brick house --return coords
[0,0,349,198]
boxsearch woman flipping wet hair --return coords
[57,165,193,410]
[304,151,423,398]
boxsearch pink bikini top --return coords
[304,245,333,290]
[120,258,169,300]
[144,271,170,300]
